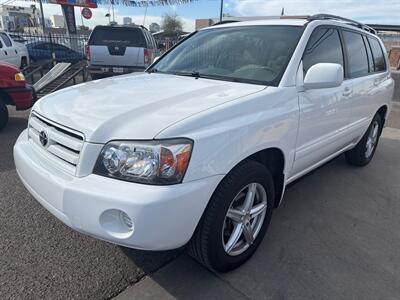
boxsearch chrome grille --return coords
[28,112,84,175]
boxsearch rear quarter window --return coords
[368,37,386,72]
[89,27,146,48]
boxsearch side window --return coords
[342,31,369,78]
[362,36,374,72]
[0,33,12,47]
[368,37,386,72]
[303,28,344,74]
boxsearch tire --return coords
[345,113,383,166]
[0,100,9,131]
[188,160,275,272]
[20,57,28,69]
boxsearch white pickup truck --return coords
[14,15,393,272]
[0,31,29,68]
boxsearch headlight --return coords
[94,139,193,185]
[14,72,25,81]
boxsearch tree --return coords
[161,13,183,33]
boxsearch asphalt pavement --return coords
[0,108,180,299]
[1,104,400,299]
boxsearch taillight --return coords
[144,48,150,65]
[85,45,90,61]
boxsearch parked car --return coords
[86,25,158,79]
[14,15,394,272]
[0,31,29,68]
[0,61,35,130]
[26,41,85,62]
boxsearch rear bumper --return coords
[4,84,35,110]
[88,65,145,76]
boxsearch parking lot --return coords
[1,103,400,299]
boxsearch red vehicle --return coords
[0,62,35,130]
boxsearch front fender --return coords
[156,87,300,183]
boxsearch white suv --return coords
[14,15,394,272]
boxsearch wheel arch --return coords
[246,147,286,208]
[377,105,388,125]
[219,147,286,209]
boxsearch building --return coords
[0,5,41,32]
[50,15,65,28]
[149,22,161,33]
[123,17,132,25]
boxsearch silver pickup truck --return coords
[86,25,158,79]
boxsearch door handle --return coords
[4,51,7,55]
[343,87,352,97]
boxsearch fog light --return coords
[119,211,133,230]
[99,209,134,239]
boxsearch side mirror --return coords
[153,56,160,63]
[304,63,344,90]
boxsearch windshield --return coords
[152,26,303,86]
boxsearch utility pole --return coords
[219,0,223,22]
[38,0,46,32]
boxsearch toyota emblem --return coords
[39,131,48,147]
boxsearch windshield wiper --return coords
[171,70,201,78]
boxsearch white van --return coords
[14,15,394,272]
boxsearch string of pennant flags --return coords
[23,0,198,7]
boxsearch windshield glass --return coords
[152,26,303,86]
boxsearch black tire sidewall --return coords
[362,113,383,164]
[206,161,275,271]
[0,101,8,131]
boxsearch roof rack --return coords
[308,14,377,35]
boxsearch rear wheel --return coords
[0,100,9,131]
[345,113,383,166]
[20,57,28,69]
[188,160,275,272]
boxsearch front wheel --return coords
[188,160,275,272]
[0,100,9,131]
[345,113,383,166]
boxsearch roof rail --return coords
[213,20,240,26]
[308,14,377,35]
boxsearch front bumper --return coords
[5,84,36,110]
[14,130,223,250]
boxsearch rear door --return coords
[88,26,145,67]
[0,32,18,67]
[340,30,390,140]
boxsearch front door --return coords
[290,27,353,178]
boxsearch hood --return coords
[33,73,265,143]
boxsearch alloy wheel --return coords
[222,183,268,256]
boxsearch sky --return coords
[9,0,400,31]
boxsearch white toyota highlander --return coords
[14,15,394,271]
